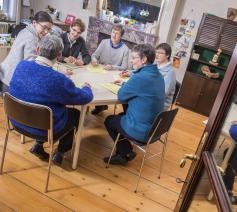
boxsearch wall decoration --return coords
[172,56,181,69]
[227,8,237,21]
[83,0,90,10]
[23,0,30,7]
[173,18,196,60]
[65,14,76,25]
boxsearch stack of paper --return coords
[113,74,130,82]
[101,83,120,94]
[53,62,78,72]
[75,82,83,88]
[87,64,106,73]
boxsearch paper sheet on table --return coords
[113,74,130,82]
[64,62,80,69]
[53,62,78,71]
[87,64,106,73]
[101,83,120,94]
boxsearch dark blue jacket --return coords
[118,64,165,142]
[9,60,93,136]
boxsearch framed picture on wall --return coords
[65,14,76,25]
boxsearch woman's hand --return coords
[74,58,84,66]
[83,82,91,88]
[65,69,73,76]
[91,59,98,66]
[104,64,113,70]
[114,80,123,86]
[231,120,237,125]
[64,56,76,64]
[119,71,130,78]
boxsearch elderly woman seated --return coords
[104,44,165,165]
[9,34,93,166]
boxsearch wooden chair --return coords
[106,108,179,192]
[0,92,73,192]
[170,80,181,110]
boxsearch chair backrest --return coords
[3,92,52,130]
[170,81,181,109]
[147,108,179,143]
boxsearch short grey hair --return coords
[38,34,64,60]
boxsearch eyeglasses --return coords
[156,51,166,55]
[37,22,52,32]
[131,56,140,60]
[71,27,81,35]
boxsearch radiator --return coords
[0,22,8,34]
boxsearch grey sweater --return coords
[92,39,129,70]
[0,24,38,86]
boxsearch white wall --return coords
[21,0,34,19]
[133,0,162,7]
[31,0,97,38]
[166,0,237,82]
[23,0,237,82]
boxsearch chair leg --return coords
[113,104,117,115]
[45,142,53,193]
[0,130,9,175]
[158,135,168,179]
[134,149,148,193]
[106,133,120,168]
[20,134,25,144]
[70,128,76,160]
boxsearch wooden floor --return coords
[0,102,207,212]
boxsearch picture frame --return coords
[65,14,76,25]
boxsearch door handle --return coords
[180,154,199,168]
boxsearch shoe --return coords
[30,143,49,161]
[104,154,128,165]
[126,151,136,161]
[228,190,237,205]
[91,105,108,115]
[52,152,64,166]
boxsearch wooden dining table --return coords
[66,65,122,169]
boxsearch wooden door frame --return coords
[202,152,232,211]
[175,45,237,211]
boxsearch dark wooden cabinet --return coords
[195,14,237,54]
[177,13,236,115]
[177,72,221,115]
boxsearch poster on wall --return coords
[227,8,237,21]
[172,18,196,68]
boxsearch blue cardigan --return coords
[118,64,165,142]
[9,60,93,136]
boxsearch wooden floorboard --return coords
[0,104,207,211]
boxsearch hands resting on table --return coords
[64,56,84,66]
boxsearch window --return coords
[0,0,3,10]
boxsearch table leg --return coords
[72,105,87,169]
[20,134,25,144]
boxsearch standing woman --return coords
[0,11,53,92]
[155,43,176,110]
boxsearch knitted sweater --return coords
[9,60,93,136]
[158,63,176,110]
[92,39,129,70]
[118,64,165,142]
[0,24,38,86]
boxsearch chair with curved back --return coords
[170,80,181,110]
[0,92,72,192]
[106,108,179,192]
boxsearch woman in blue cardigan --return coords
[10,35,93,166]
[104,44,165,165]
